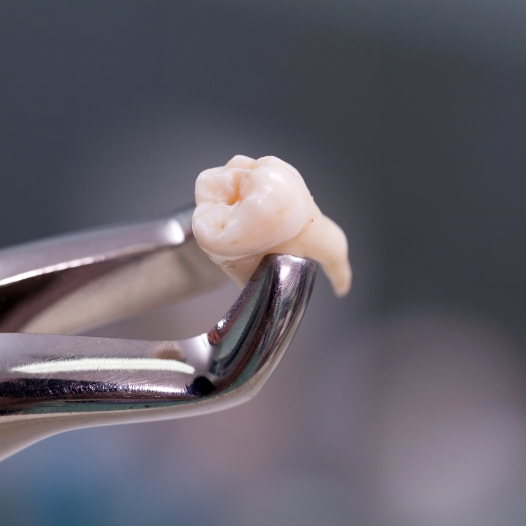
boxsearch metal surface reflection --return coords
[0,205,316,460]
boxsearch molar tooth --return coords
[192,155,351,297]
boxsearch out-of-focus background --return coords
[1,1,526,524]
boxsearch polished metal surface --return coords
[0,206,226,335]
[0,207,316,460]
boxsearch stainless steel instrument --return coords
[0,205,316,461]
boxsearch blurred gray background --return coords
[1,1,526,525]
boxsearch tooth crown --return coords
[193,156,313,259]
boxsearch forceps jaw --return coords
[0,206,317,461]
[0,206,226,335]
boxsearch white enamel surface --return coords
[193,155,352,297]
[193,155,313,258]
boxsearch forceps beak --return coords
[0,205,316,460]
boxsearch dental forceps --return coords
[0,205,316,461]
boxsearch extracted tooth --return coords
[192,155,351,297]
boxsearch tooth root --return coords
[279,205,351,297]
[210,205,351,297]
[207,253,265,288]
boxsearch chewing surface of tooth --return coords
[192,155,351,297]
